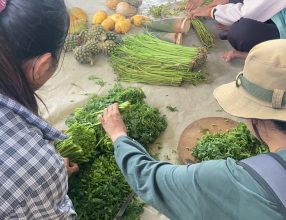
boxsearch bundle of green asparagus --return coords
[191,19,215,50]
[110,33,207,86]
[148,0,215,50]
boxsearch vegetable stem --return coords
[110,33,207,86]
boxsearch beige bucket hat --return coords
[214,39,286,121]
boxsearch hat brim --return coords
[213,81,286,121]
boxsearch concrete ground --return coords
[38,0,245,219]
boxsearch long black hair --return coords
[0,0,69,113]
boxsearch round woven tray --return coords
[177,117,239,164]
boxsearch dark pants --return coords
[222,0,280,52]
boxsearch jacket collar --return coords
[0,93,66,141]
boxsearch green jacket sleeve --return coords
[114,136,282,220]
[114,136,205,219]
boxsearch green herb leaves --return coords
[61,84,166,219]
[192,123,269,161]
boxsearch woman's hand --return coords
[186,0,204,11]
[189,5,212,19]
[208,0,229,7]
[99,103,127,142]
[187,0,228,12]
[64,158,79,176]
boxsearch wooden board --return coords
[177,117,239,164]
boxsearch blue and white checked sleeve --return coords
[0,96,76,219]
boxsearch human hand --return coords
[64,158,79,176]
[207,0,229,7]
[99,103,127,142]
[189,5,212,19]
[186,0,204,11]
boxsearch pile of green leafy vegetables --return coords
[56,85,167,220]
[192,123,269,161]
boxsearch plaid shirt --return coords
[0,94,76,219]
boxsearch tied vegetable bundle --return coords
[110,33,207,86]
[55,101,131,163]
[148,1,215,50]
[191,0,215,49]
[192,123,268,161]
[57,85,167,219]
[191,19,215,50]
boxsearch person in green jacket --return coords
[99,39,286,220]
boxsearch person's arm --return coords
[99,104,201,218]
[99,104,235,219]
[35,152,77,219]
[9,145,77,219]
[214,0,286,25]
[113,135,204,219]
[186,0,205,11]
[187,0,228,18]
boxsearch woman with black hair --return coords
[0,0,77,219]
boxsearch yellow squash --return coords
[101,18,115,31]
[131,15,150,27]
[115,18,131,34]
[69,7,88,22]
[68,7,88,33]
[92,11,108,25]
[108,13,126,23]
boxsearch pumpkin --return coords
[131,15,150,27]
[106,0,122,10]
[68,7,88,33]
[115,18,131,34]
[92,11,108,25]
[69,7,88,22]
[101,18,115,31]
[116,2,137,17]
[108,13,126,23]
[69,19,87,34]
